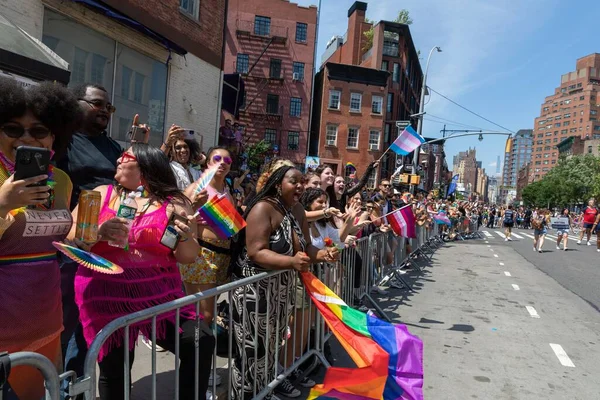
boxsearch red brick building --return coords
[223,0,317,165]
[310,1,423,182]
[530,53,600,182]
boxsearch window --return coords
[543,107,549,111]
[265,128,277,144]
[90,54,106,85]
[292,62,304,81]
[266,94,279,114]
[393,63,400,83]
[387,93,393,113]
[326,125,338,146]
[592,110,598,115]
[295,22,307,42]
[384,123,391,143]
[350,92,362,112]
[369,130,380,150]
[289,97,302,117]
[563,121,570,126]
[254,16,271,36]
[236,54,249,74]
[121,66,132,98]
[372,95,383,114]
[367,170,378,189]
[565,99,571,104]
[72,47,88,84]
[179,0,199,18]
[270,58,281,79]
[328,90,341,109]
[287,131,299,150]
[554,123,561,127]
[133,72,145,103]
[347,127,359,148]
[381,60,388,71]
[580,95,585,100]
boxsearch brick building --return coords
[310,1,423,182]
[223,0,317,165]
[502,129,533,188]
[1,0,225,148]
[516,163,530,201]
[530,53,600,182]
[452,148,478,194]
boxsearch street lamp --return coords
[412,46,442,192]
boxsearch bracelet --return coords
[179,236,190,243]
[323,209,331,218]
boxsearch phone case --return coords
[14,146,50,186]
[160,225,180,250]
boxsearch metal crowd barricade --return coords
[0,351,60,400]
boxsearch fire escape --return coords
[235,18,288,148]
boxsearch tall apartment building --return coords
[224,0,317,165]
[476,167,488,201]
[530,53,600,182]
[2,0,226,148]
[309,1,423,182]
[452,148,478,192]
[502,129,533,187]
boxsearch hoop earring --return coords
[277,187,282,197]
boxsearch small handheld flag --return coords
[196,194,246,239]
[433,211,452,226]
[447,174,459,196]
[345,162,356,171]
[389,126,425,156]
[387,205,417,238]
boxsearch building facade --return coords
[556,135,600,158]
[502,129,533,187]
[530,53,600,182]
[311,1,423,180]
[516,163,530,201]
[223,0,317,165]
[2,0,226,149]
[452,148,478,193]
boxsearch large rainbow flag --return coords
[301,272,423,400]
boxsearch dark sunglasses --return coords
[212,155,232,165]
[79,99,116,114]
[1,124,52,139]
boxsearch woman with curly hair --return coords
[0,78,81,399]
[162,124,204,190]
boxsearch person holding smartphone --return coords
[0,78,81,399]
[163,124,203,190]
[68,143,214,400]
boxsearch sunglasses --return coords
[212,155,232,165]
[118,152,137,164]
[79,99,116,114]
[381,184,391,187]
[174,144,189,151]
[1,124,52,140]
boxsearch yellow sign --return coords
[399,174,410,184]
[410,175,420,185]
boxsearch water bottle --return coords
[109,192,138,249]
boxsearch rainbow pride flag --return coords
[301,272,423,400]
[197,194,246,239]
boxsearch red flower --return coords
[324,237,334,247]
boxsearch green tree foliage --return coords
[246,140,273,172]
[362,10,413,52]
[394,9,413,25]
[521,154,600,208]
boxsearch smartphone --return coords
[14,146,50,186]
[182,129,195,139]
[160,212,188,250]
[130,126,146,142]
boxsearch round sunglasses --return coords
[212,154,232,165]
[1,124,52,140]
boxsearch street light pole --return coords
[412,46,442,193]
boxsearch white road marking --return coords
[512,284,520,291]
[482,231,493,237]
[499,262,505,266]
[487,245,491,247]
[511,233,524,239]
[485,241,489,244]
[522,233,535,239]
[546,234,558,240]
[525,306,540,318]
[494,231,505,238]
[549,343,575,367]
[494,254,499,258]
[504,271,511,276]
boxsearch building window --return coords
[325,124,338,146]
[292,62,304,81]
[369,130,380,150]
[387,93,393,113]
[269,58,281,79]
[367,170,378,189]
[592,110,598,115]
[133,72,145,103]
[265,128,277,144]
[381,60,388,71]
[384,123,391,143]
[393,63,400,83]
[254,16,271,36]
[289,97,302,117]
[350,92,362,112]
[295,22,307,42]
[121,66,132,99]
[372,95,383,114]
[328,90,341,109]
[347,127,359,148]
[288,131,300,150]
[90,54,106,85]
[266,94,279,115]
[72,47,88,84]
[179,0,199,19]
[236,54,249,74]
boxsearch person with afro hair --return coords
[0,77,82,399]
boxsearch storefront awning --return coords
[69,0,187,56]
[0,12,70,83]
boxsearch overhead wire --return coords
[428,87,515,133]
[424,114,488,131]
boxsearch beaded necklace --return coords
[0,150,56,211]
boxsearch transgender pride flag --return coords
[389,126,426,156]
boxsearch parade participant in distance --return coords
[555,208,571,251]
[590,210,600,253]
[0,78,80,400]
[532,209,548,253]
[577,199,598,245]
[503,204,515,241]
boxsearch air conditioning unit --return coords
[292,72,301,81]
[369,144,379,151]
[326,139,336,146]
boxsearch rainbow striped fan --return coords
[53,241,123,274]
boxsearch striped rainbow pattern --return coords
[0,251,57,265]
[388,205,417,239]
[300,272,423,400]
[198,194,246,239]
[389,126,425,156]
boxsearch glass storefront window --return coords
[42,9,167,147]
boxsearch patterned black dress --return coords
[230,198,306,399]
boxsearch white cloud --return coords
[488,161,497,168]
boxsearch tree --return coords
[362,10,413,52]
[245,140,273,172]
[394,9,413,25]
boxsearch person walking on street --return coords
[554,208,571,251]
[532,209,548,253]
[503,204,515,241]
[577,199,598,245]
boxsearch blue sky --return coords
[294,0,599,176]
